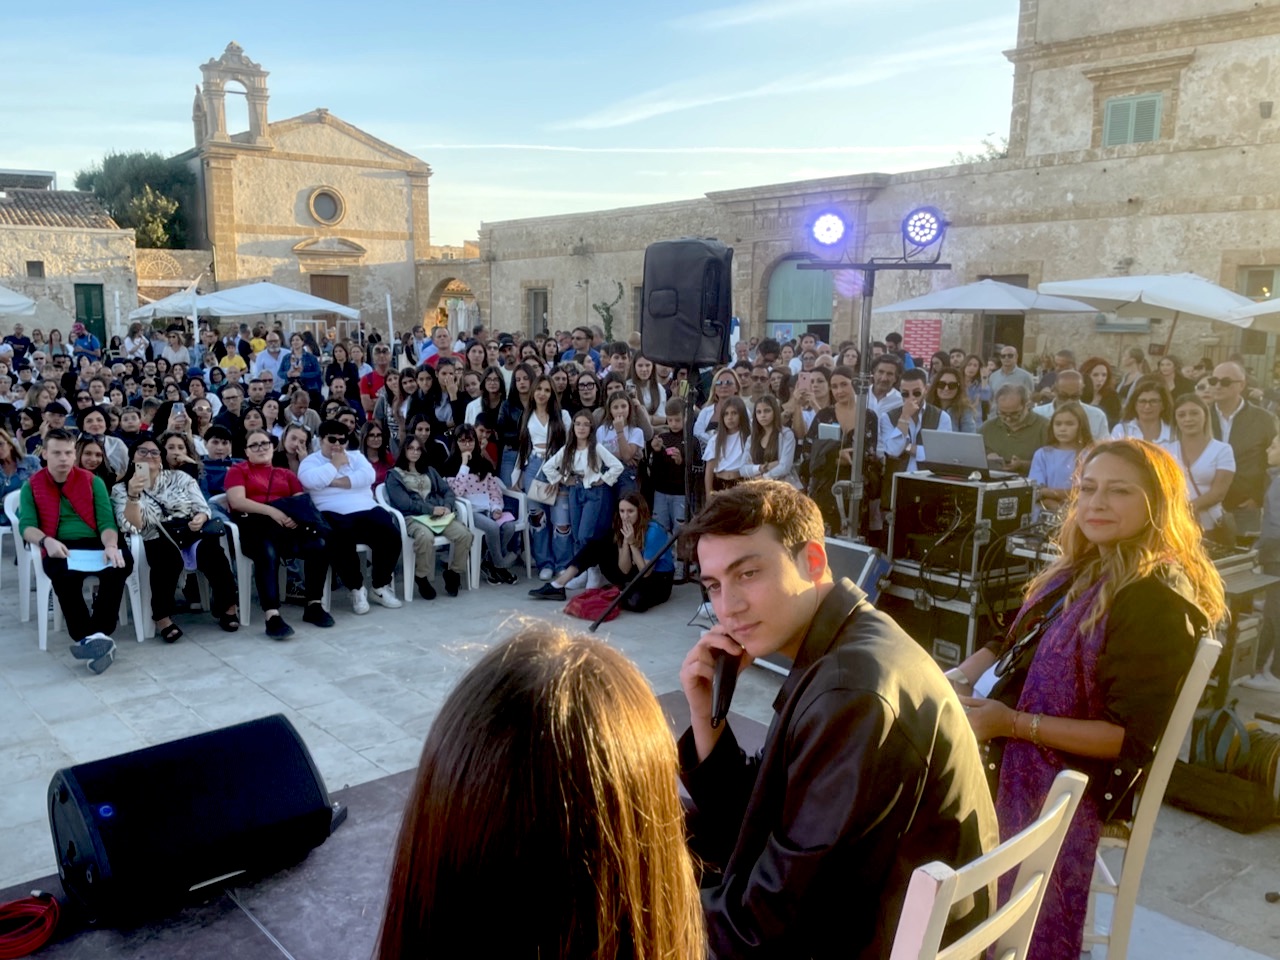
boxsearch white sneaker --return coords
[586,566,607,589]
[351,587,370,615]
[539,566,554,581]
[1237,672,1280,694]
[369,584,403,609]
[564,571,588,590]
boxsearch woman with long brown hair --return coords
[950,439,1224,960]
[377,626,703,960]
[1110,376,1173,445]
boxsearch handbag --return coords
[526,478,560,506]
[159,515,226,551]
[563,585,622,622]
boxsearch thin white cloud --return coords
[416,144,971,155]
[671,0,876,30]
[553,15,1014,131]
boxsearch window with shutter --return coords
[1102,94,1163,146]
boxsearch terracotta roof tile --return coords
[0,189,119,230]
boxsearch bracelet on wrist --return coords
[1029,713,1043,747]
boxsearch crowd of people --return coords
[2,313,1264,958]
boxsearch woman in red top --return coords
[360,421,394,485]
[225,429,334,640]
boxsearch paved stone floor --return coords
[0,571,1276,957]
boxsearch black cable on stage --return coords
[0,892,60,958]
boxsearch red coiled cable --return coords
[0,892,60,958]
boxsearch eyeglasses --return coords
[1135,397,1162,405]
[323,435,346,444]
[246,441,273,451]
[936,381,959,390]
[750,374,769,382]
[578,382,596,390]
[135,449,161,459]
[1206,377,1238,387]
[457,437,475,444]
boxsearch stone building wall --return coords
[0,226,136,339]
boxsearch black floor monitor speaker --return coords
[48,714,334,921]
[639,237,733,368]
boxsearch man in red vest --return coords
[18,428,132,674]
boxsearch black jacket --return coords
[1210,400,1277,508]
[679,579,998,960]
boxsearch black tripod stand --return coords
[588,364,701,631]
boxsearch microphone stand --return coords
[590,363,698,631]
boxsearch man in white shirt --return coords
[789,332,818,375]
[298,420,403,614]
[252,330,287,392]
[882,369,953,474]
[988,346,1035,399]
[866,354,903,416]
[1031,370,1109,439]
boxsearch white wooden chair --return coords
[502,485,533,578]
[888,769,1088,960]
[374,484,478,599]
[1083,635,1222,960]
[3,490,32,617]
[4,490,147,650]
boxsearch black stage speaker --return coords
[639,238,733,367]
[48,714,333,920]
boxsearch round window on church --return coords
[309,187,345,226]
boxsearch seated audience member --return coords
[0,428,41,512]
[75,435,116,487]
[384,435,474,600]
[376,626,703,960]
[882,368,953,477]
[115,406,145,449]
[928,366,978,433]
[979,383,1048,476]
[326,374,366,423]
[18,429,133,673]
[1029,401,1092,520]
[529,492,674,611]
[112,434,239,641]
[739,394,800,487]
[225,429,334,639]
[359,420,395,485]
[444,423,520,584]
[213,383,248,452]
[1032,369,1108,439]
[273,423,312,474]
[678,481,996,957]
[951,440,1223,960]
[200,424,243,499]
[1110,376,1174,446]
[282,385,322,434]
[75,406,129,481]
[298,419,403,614]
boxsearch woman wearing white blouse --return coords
[1169,393,1236,536]
[740,395,801,488]
[1109,377,1174,446]
[704,396,752,498]
[540,409,623,571]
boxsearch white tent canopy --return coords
[1226,298,1280,334]
[1037,273,1252,324]
[0,284,36,317]
[873,278,1096,315]
[196,281,360,320]
[126,280,359,323]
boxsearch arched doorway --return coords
[424,277,477,331]
[766,256,833,345]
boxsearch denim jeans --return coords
[568,484,612,558]
[472,510,516,566]
[651,491,687,535]
[615,465,638,500]
[519,455,553,570]
[549,489,574,571]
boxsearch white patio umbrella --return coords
[196,281,359,320]
[0,284,36,317]
[872,278,1097,315]
[128,286,200,322]
[1038,273,1254,348]
[1225,298,1280,334]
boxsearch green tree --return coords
[592,281,625,341]
[75,151,195,248]
[951,135,1009,164]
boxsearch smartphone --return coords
[797,372,812,392]
[136,462,150,483]
[817,422,842,442]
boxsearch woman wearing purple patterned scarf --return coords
[946,438,1224,960]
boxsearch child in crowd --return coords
[1028,401,1092,521]
[649,397,690,578]
[703,396,751,498]
[200,425,244,521]
[596,392,643,499]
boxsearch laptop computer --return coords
[917,429,1019,481]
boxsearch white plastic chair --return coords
[1083,635,1222,960]
[374,484,478,599]
[888,769,1088,960]
[502,485,533,578]
[4,490,147,650]
[3,491,32,618]
[209,494,255,626]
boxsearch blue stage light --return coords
[902,207,944,248]
[811,212,847,247]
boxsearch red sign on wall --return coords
[901,317,943,361]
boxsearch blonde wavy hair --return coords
[1027,438,1226,634]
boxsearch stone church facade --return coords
[179,42,433,338]
[451,0,1280,378]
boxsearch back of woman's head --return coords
[377,624,703,960]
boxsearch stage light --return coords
[902,207,945,248]
[811,212,847,247]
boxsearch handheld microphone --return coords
[710,648,743,729]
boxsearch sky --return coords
[0,0,1018,246]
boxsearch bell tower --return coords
[196,42,271,147]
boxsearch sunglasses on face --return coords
[902,389,925,399]
[1206,377,1238,387]
[323,435,346,444]
[1000,354,1016,360]
[715,379,736,388]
